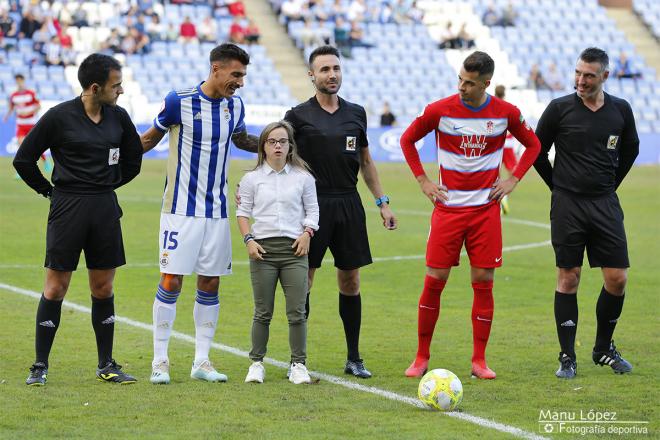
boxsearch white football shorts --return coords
[158,213,232,276]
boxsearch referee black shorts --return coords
[550,189,629,269]
[45,189,126,271]
[309,192,372,270]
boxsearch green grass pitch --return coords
[1,157,658,439]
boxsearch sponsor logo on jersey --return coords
[108,148,120,165]
[459,134,487,158]
[345,136,356,152]
[607,135,619,150]
[193,111,203,120]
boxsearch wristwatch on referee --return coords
[375,195,390,207]
[304,227,315,237]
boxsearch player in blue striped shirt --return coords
[141,43,258,384]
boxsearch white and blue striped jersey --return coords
[154,83,246,218]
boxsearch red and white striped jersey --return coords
[9,89,40,126]
[400,94,540,209]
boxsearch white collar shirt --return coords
[236,163,319,240]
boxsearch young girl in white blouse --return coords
[236,120,319,385]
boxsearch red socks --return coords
[415,275,446,361]
[471,280,494,366]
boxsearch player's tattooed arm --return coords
[141,127,166,154]
[232,131,258,153]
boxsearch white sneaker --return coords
[244,361,265,383]
[150,360,170,385]
[190,360,228,382]
[289,362,311,384]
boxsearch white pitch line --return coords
[1,282,547,440]
[0,240,551,270]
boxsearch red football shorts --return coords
[501,148,517,173]
[426,202,502,268]
[16,124,35,138]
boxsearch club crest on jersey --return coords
[486,120,494,134]
[607,135,619,150]
[160,252,169,267]
[108,148,120,165]
[459,134,487,158]
[345,136,357,151]
[224,108,230,121]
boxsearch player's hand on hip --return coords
[292,233,310,256]
[247,240,266,260]
[380,205,397,230]
[488,176,519,202]
[419,176,448,205]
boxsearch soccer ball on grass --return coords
[418,368,463,411]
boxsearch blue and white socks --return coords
[193,290,220,367]
[153,285,179,365]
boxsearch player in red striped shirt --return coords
[4,74,51,174]
[399,52,540,379]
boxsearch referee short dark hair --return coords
[78,53,122,90]
[463,51,495,79]
[210,43,250,66]
[579,47,609,72]
[309,45,340,68]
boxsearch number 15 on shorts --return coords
[162,230,179,250]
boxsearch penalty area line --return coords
[0,282,547,440]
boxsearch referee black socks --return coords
[339,293,362,361]
[594,286,624,352]
[35,294,63,367]
[554,291,578,359]
[91,295,115,368]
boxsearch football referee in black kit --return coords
[13,54,143,386]
[534,47,639,379]
[284,45,397,378]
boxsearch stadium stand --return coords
[271,0,660,133]
[633,0,660,41]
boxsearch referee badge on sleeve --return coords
[607,135,619,150]
[345,136,357,152]
[108,148,120,165]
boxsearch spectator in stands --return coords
[227,0,246,17]
[438,21,459,49]
[245,19,261,45]
[19,10,41,39]
[31,21,52,53]
[102,29,123,54]
[376,3,394,23]
[165,23,179,41]
[179,16,198,44]
[614,52,642,79]
[529,63,551,90]
[311,0,330,22]
[71,5,89,28]
[348,20,373,49]
[500,2,517,26]
[315,20,332,45]
[407,1,424,24]
[43,35,64,66]
[58,23,73,50]
[300,18,324,50]
[198,15,218,42]
[545,62,565,91]
[228,15,245,44]
[482,4,500,27]
[347,0,366,22]
[0,8,14,36]
[380,102,396,127]
[329,0,348,21]
[281,0,304,25]
[146,13,164,42]
[333,16,351,57]
[456,23,476,49]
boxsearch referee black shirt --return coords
[534,92,639,197]
[13,97,142,197]
[284,96,368,195]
